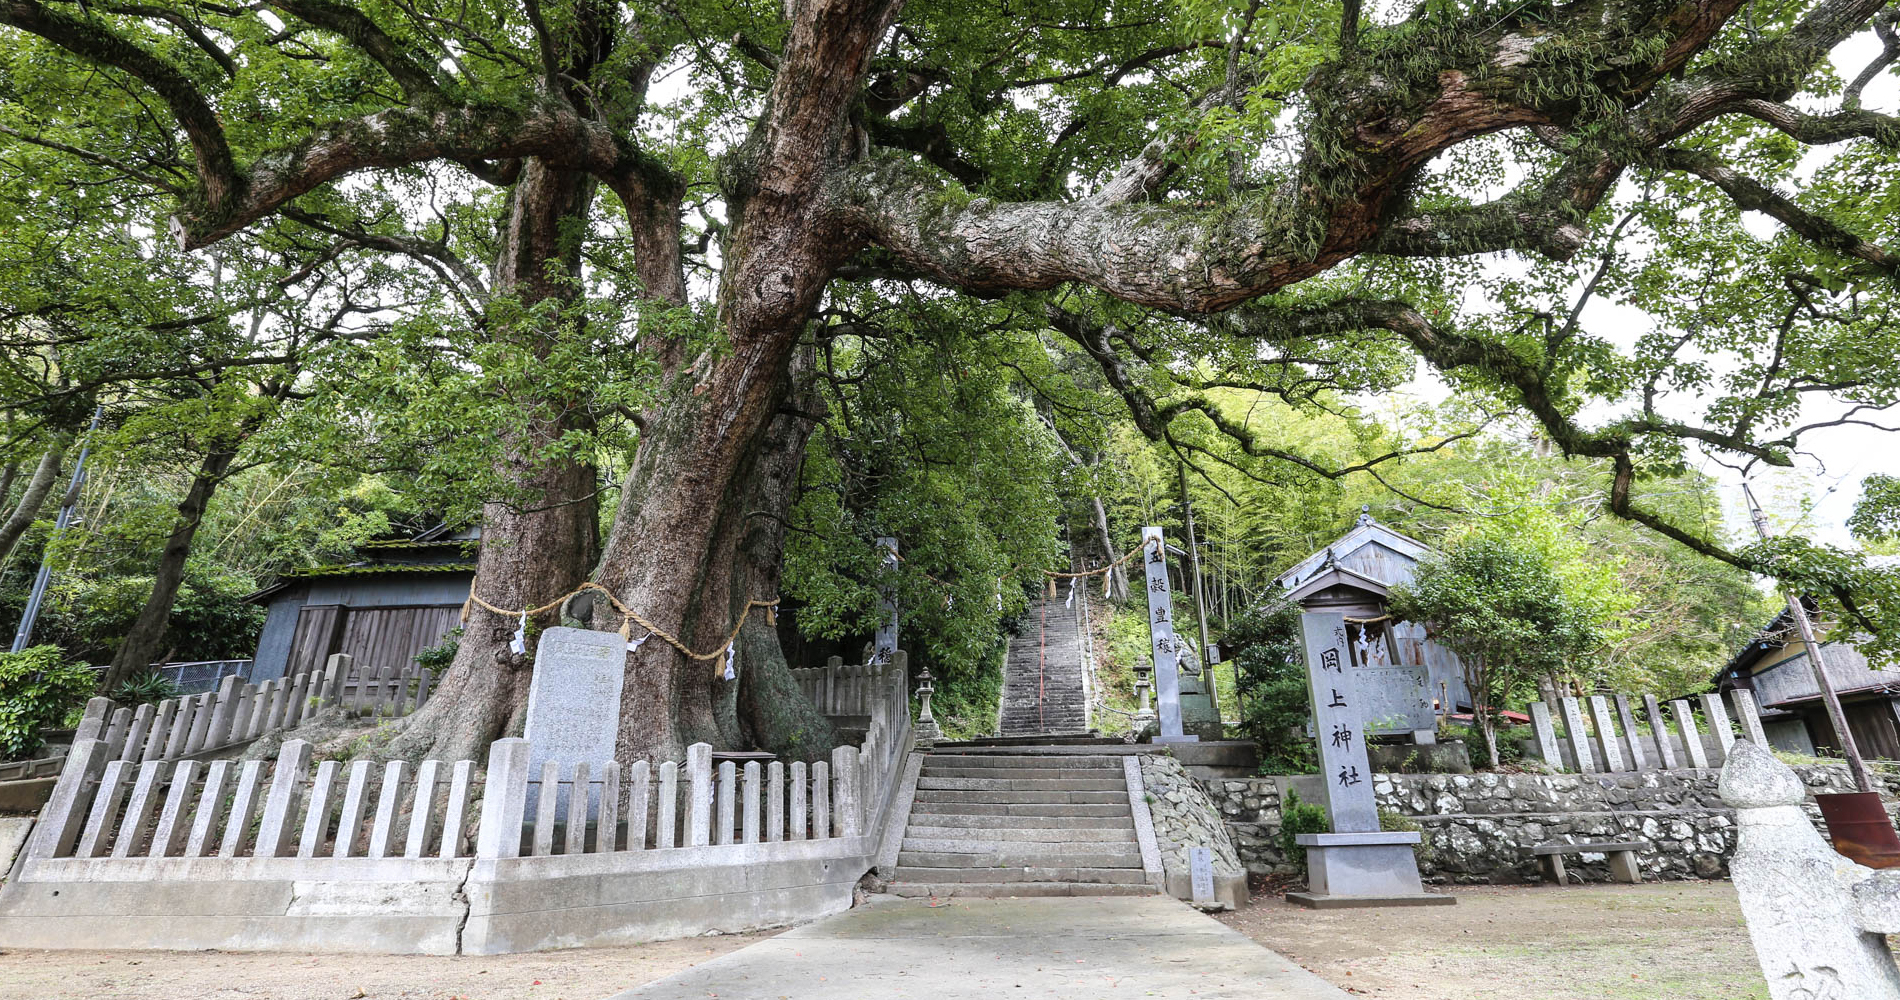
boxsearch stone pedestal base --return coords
[1288,831,1455,909]
[1150,734,1201,744]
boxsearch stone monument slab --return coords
[524,626,625,818]
[1357,665,1434,735]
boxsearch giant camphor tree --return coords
[6,0,1900,764]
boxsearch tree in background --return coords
[1224,588,1311,773]
[1390,512,1633,766]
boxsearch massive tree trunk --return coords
[101,447,237,690]
[0,434,68,571]
[381,160,602,763]
[595,0,903,765]
[733,347,839,760]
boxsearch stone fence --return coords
[790,655,905,720]
[65,653,428,770]
[0,656,913,954]
[1202,762,1898,884]
[1524,688,1766,774]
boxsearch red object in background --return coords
[1817,792,1900,869]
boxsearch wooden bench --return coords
[1531,840,1645,884]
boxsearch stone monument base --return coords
[1150,734,1201,743]
[1287,831,1456,909]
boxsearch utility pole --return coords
[1177,464,1214,677]
[1742,482,1872,793]
[12,406,102,654]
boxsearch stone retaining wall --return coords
[1200,763,1899,884]
[1137,755,1246,906]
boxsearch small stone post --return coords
[1589,696,1626,772]
[1672,699,1709,768]
[833,744,861,838]
[74,697,112,742]
[686,743,714,847]
[474,738,533,860]
[255,739,313,858]
[26,738,109,859]
[1644,694,1679,768]
[1732,689,1771,745]
[1529,701,1564,771]
[1559,697,1597,773]
[1702,692,1737,762]
[206,674,242,748]
[1614,694,1649,771]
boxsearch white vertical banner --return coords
[874,537,898,665]
[1142,526,1188,740]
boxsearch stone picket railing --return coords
[1526,688,1769,773]
[790,651,908,721]
[69,653,430,768]
[1,649,914,955]
[1722,741,1900,999]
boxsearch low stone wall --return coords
[1136,755,1247,907]
[1201,762,1898,884]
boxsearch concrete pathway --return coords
[608,895,1351,999]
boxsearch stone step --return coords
[916,776,1125,792]
[929,740,1129,752]
[910,801,1132,818]
[924,754,1125,769]
[902,837,1139,856]
[892,866,1150,885]
[901,812,1132,829]
[904,826,1136,844]
[920,765,1122,780]
[911,788,1128,805]
[887,881,1157,898]
[897,849,1144,869]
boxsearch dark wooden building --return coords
[245,525,477,683]
[1714,594,1900,760]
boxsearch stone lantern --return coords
[914,664,943,746]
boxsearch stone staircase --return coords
[888,744,1157,898]
[998,596,1089,737]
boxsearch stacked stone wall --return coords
[1200,763,1900,884]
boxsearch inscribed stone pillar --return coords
[1142,526,1193,742]
[1589,696,1626,772]
[1672,699,1710,768]
[1613,694,1649,771]
[1644,694,1679,768]
[1298,612,1378,833]
[874,537,898,665]
[1702,692,1737,762]
[1731,689,1771,746]
[1559,697,1597,773]
[1529,701,1564,770]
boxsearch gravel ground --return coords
[1219,880,1768,1000]
[0,933,770,1000]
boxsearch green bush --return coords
[1441,718,1524,770]
[1279,788,1331,872]
[1225,590,1317,774]
[0,645,97,760]
[112,670,182,706]
[1379,808,1433,865]
[415,628,462,674]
